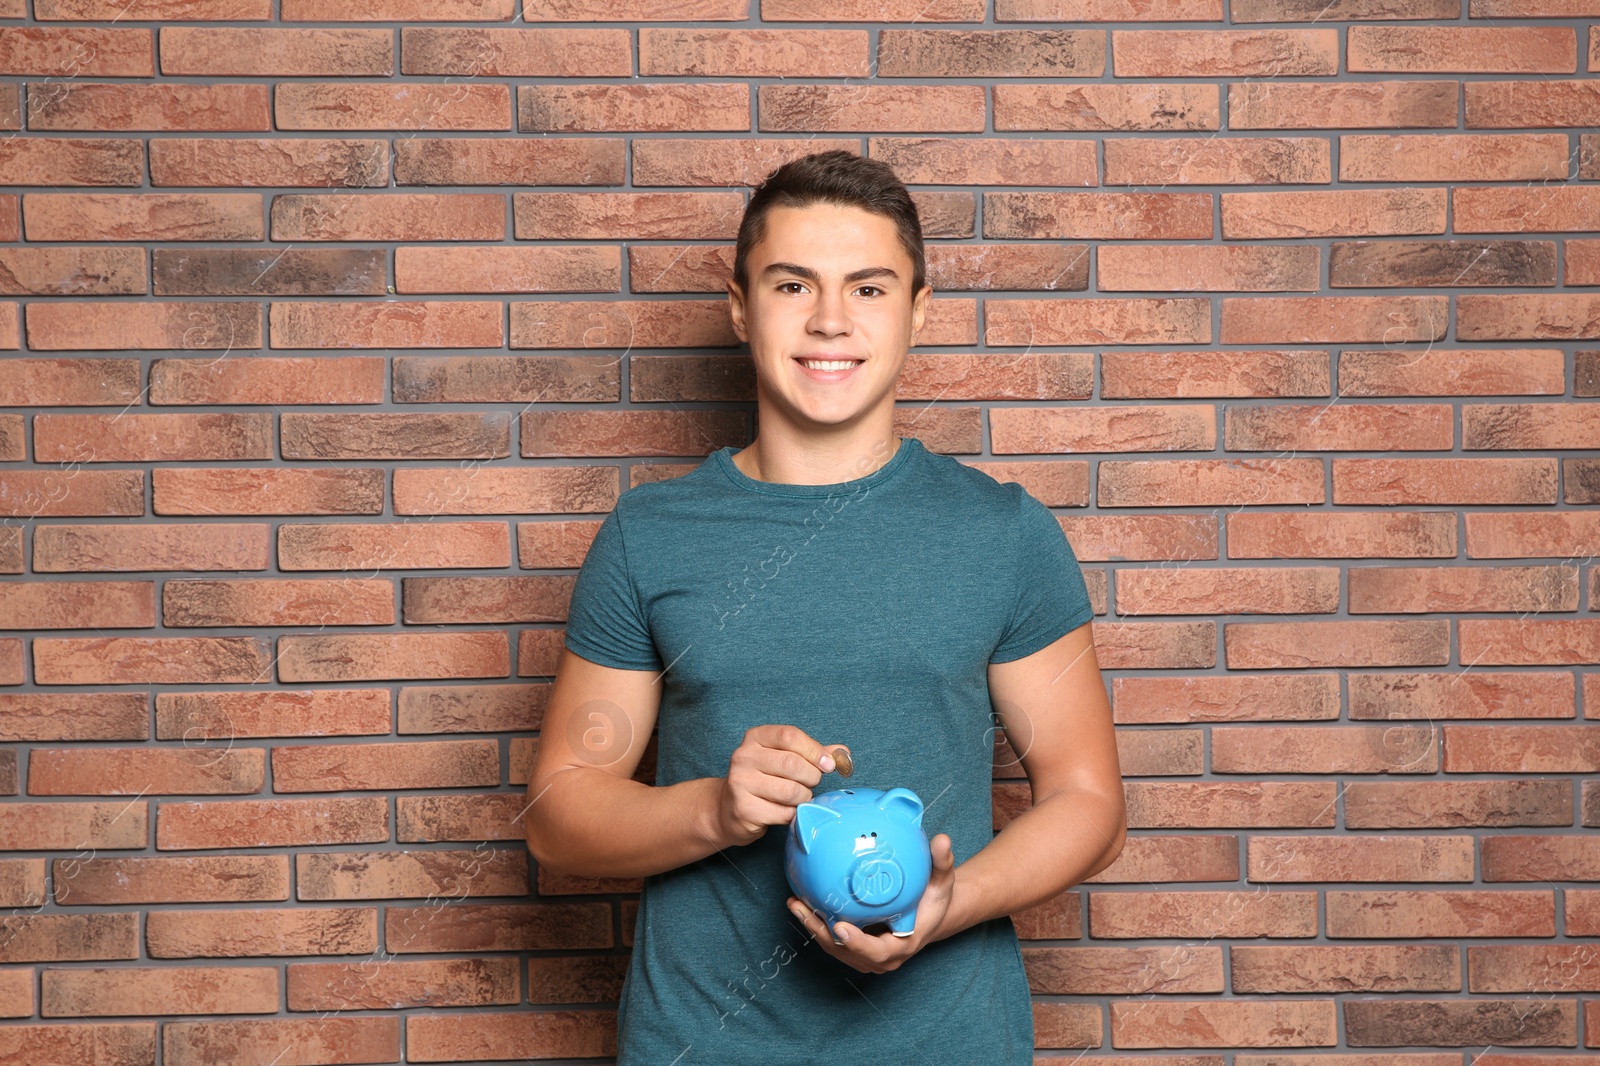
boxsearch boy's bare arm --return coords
[524,649,844,880]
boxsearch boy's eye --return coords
[856,286,882,298]
[778,282,806,294]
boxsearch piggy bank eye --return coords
[871,832,876,837]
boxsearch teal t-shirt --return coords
[561,435,1094,1065]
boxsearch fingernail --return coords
[820,754,835,772]
[835,925,850,942]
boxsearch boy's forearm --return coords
[932,787,1127,944]
[524,766,731,880]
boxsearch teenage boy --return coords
[526,150,1125,1065]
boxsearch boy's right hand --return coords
[713,725,850,848]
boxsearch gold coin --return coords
[830,747,853,777]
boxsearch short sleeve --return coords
[563,507,663,672]
[989,487,1094,664]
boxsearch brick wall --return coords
[1,0,1598,1061]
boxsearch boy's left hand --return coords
[786,832,959,975]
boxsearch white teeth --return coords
[799,359,861,371]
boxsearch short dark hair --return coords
[732,149,927,299]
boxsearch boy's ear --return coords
[727,280,748,343]
[910,283,931,338]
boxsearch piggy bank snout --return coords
[848,854,905,906]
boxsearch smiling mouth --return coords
[794,357,863,371]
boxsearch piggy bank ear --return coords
[794,802,841,854]
[877,787,925,827]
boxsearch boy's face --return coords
[728,202,930,434]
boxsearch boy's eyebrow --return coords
[760,262,900,285]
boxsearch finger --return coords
[769,725,835,774]
[933,833,956,871]
[788,898,842,950]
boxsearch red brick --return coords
[1099,458,1324,507]
[1465,78,1600,127]
[1227,402,1454,451]
[0,579,153,629]
[1223,188,1447,238]
[1467,513,1600,559]
[1237,0,1454,15]
[29,83,269,131]
[160,26,392,75]
[986,191,1213,239]
[1330,238,1557,288]
[1484,835,1600,882]
[269,301,502,349]
[1458,294,1600,340]
[0,358,141,405]
[0,800,147,850]
[287,957,517,1010]
[42,966,278,1017]
[276,83,511,131]
[764,0,979,16]
[511,298,737,349]
[1454,186,1600,233]
[523,409,747,457]
[153,467,384,516]
[149,356,384,405]
[632,137,856,186]
[1328,890,1555,938]
[1249,832,1473,881]
[1341,133,1568,182]
[641,28,867,76]
[394,137,623,186]
[0,137,144,185]
[23,192,261,240]
[1112,673,1339,723]
[519,83,748,132]
[405,1011,613,1061]
[528,0,744,15]
[0,27,154,75]
[1100,244,1319,291]
[1111,999,1336,1047]
[155,689,391,741]
[277,518,510,569]
[150,138,389,187]
[148,909,377,961]
[33,636,274,684]
[1100,350,1324,396]
[1349,670,1573,721]
[0,470,145,519]
[870,136,1096,186]
[28,747,264,796]
[0,693,149,742]
[1113,29,1339,77]
[1464,402,1600,448]
[1344,777,1568,825]
[277,633,511,684]
[1006,0,1220,14]
[1222,614,1452,665]
[33,523,270,572]
[1568,239,1600,285]
[1117,565,1339,615]
[396,246,619,294]
[986,297,1210,345]
[513,191,742,240]
[0,248,145,295]
[270,193,504,241]
[1221,295,1447,344]
[1028,944,1225,993]
[283,0,514,17]
[1234,944,1459,993]
[279,412,510,460]
[1105,136,1330,184]
[34,413,272,463]
[164,577,394,628]
[0,1023,155,1063]
[878,29,1104,76]
[298,847,527,900]
[1334,458,1558,504]
[402,26,629,76]
[26,301,260,350]
[38,0,268,14]
[1230,80,1457,129]
[992,404,1215,453]
[53,855,288,904]
[162,1011,400,1062]
[759,84,986,133]
[155,246,391,296]
[1213,723,1439,773]
[1350,564,1578,614]
[927,244,1090,292]
[1459,619,1600,667]
[157,797,389,850]
[995,82,1219,130]
[1354,26,1577,72]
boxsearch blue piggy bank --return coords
[784,786,932,939]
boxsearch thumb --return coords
[932,833,955,870]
